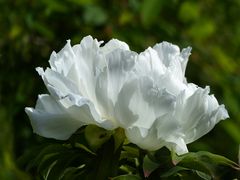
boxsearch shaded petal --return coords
[25,94,84,140]
[125,126,164,151]
[94,49,136,127]
[36,67,80,99]
[153,42,180,67]
[105,49,136,104]
[135,47,166,76]
[126,114,188,154]
[100,39,129,54]
[71,36,105,101]
[116,76,176,129]
[155,72,187,95]
[165,136,188,155]
[95,68,115,120]
[49,40,75,76]
[153,42,191,81]
[175,87,229,144]
[180,47,192,77]
[60,94,115,130]
[114,78,139,128]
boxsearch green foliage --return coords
[0,0,240,179]
[144,148,240,179]
[112,174,142,180]
[18,127,124,180]
[171,151,240,179]
[84,124,112,150]
[17,129,240,179]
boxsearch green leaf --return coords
[17,145,45,169]
[160,166,189,178]
[85,125,112,151]
[46,153,81,180]
[113,128,125,152]
[82,137,118,180]
[144,148,176,178]
[60,167,85,180]
[28,144,68,170]
[143,155,160,177]
[172,151,240,179]
[18,144,67,172]
[196,171,212,180]
[122,145,139,159]
[112,174,142,180]
[37,152,62,176]
[161,166,211,180]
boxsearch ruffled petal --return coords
[94,49,136,127]
[115,76,176,129]
[175,87,229,144]
[153,42,181,67]
[25,94,85,140]
[153,42,191,81]
[126,114,188,155]
[36,67,80,99]
[135,47,166,76]
[71,36,104,101]
[100,39,129,54]
[105,49,136,104]
[125,126,164,151]
[49,40,75,76]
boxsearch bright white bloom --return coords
[25,36,229,154]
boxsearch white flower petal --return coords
[153,42,191,81]
[180,47,192,77]
[94,49,136,127]
[114,79,139,128]
[175,87,229,144]
[60,94,115,130]
[25,94,84,140]
[116,76,176,129]
[70,36,104,101]
[126,114,188,155]
[49,40,75,76]
[135,47,166,76]
[37,68,80,99]
[153,41,180,67]
[165,136,188,155]
[125,126,164,151]
[105,49,136,104]
[101,39,129,54]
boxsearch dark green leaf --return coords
[172,151,240,179]
[87,137,120,180]
[28,144,68,170]
[113,128,125,152]
[160,166,211,179]
[112,174,142,180]
[143,155,159,177]
[160,166,189,178]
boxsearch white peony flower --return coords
[25,36,229,154]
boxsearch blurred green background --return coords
[0,0,240,179]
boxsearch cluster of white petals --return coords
[25,36,229,155]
